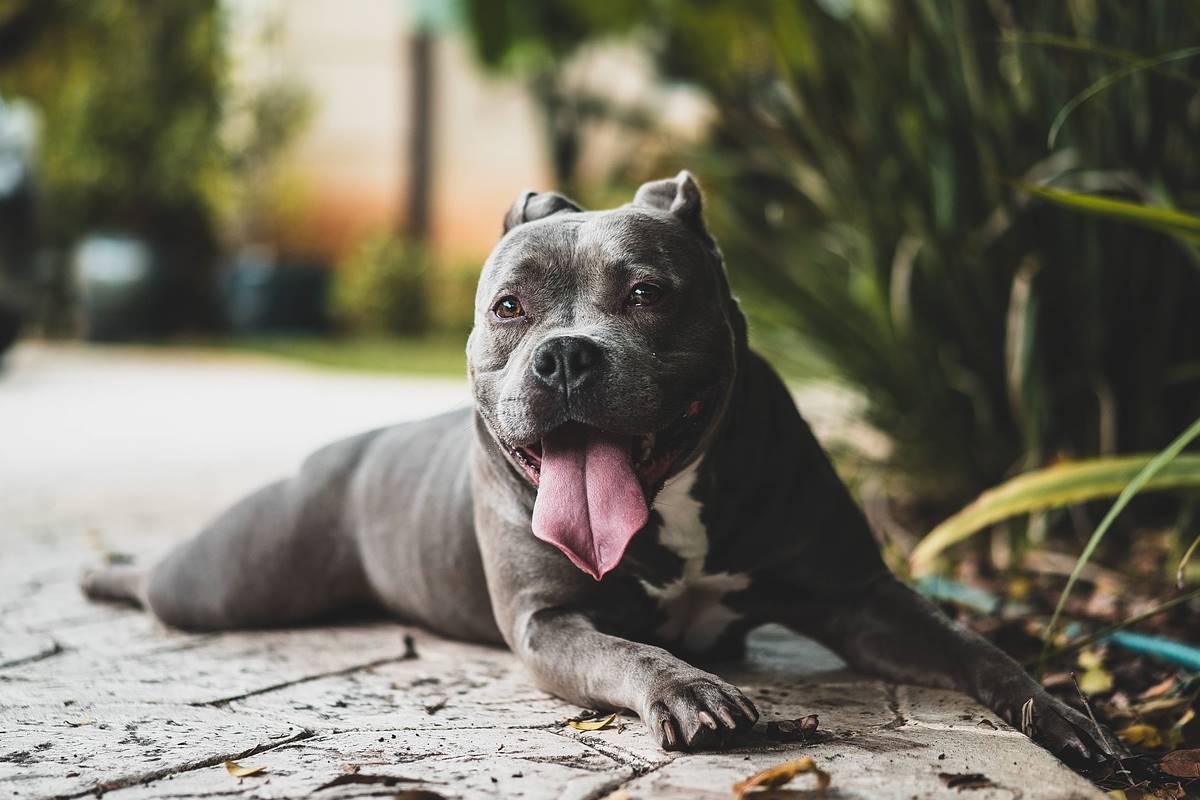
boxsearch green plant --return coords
[0,0,226,244]
[0,0,310,333]
[429,258,484,336]
[461,0,655,196]
[910,450,1200,574]
[466,1,1200,522]
[331,233,430,336]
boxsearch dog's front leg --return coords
[472,454,758,752]
[779,575,1113,766]
[510,605,758,750]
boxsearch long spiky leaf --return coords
[910,454,1200,573]
[1179,531,1200,588]
[1017,183,1200,242]
[1047,45,1200,148]
[1040,416,1200,665]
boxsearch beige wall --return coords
[227,0,550,264]
[226,0,709,265]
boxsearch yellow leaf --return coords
[732,756,831,798]
[567,712,617,732]
[1106,790,1127,800]
[1116,724,1162,748]
[223,760,266,778]
[1077,667,1114,695]
[1132,697,1190,716]
[1076,649,1104,670]
[909,454,1200,573]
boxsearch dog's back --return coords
[83,407,499,642]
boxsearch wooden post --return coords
[403,25,434,242]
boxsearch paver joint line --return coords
[55,728,315,800]
[196,654,419,708]
[0,639,64,671]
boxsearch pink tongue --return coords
[531,424,649,580]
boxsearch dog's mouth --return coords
[501,399,708,581]
[506,399,705,493]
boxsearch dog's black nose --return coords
[531,336,602,391]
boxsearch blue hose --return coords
[1105,630,1200,672]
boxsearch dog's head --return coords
[467,171,746,579]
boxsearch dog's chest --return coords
[639,462,751,653]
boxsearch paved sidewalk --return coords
[0,344,1103,799]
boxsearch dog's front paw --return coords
[1004,690,1123,767]
[643,673,759,751]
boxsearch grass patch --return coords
[190,331,827,384]
[203,334,468,377]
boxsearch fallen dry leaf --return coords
[939,772,995,790]
[66,712,92,728]
[1131,696,1191,717]
[1159,748,1200,778]
[765,714,820,742]
[1139,676,1178,699]
[732,756,830,797]
[1077,667,1115,695]
[1077,649,1105,670]
[567,712,618,732]
[1116,723,1163,749]
[223,760,266,778]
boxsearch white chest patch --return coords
[640,460,751,653]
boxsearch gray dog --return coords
[84,172,1110,762]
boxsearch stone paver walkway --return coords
[0,344,1103,799]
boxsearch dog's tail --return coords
[80,562,148,608]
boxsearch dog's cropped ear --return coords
[503,190,583,234]
[633,170,705,232]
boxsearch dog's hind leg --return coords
[81,431,379,631]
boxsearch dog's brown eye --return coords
[493,295,524,319]
[627,283,663,307]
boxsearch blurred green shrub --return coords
[430,258,484,336]
[331,234,430,336]
[0,0,309,332]
[465,1,1200,517]
[0,0,225,244]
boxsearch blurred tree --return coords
[463,1,1200,521]
[0,0,225,332]
[0,0,224,240]
[461,0,648,196]
[0,0,309,335]
[331,233,429,336]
